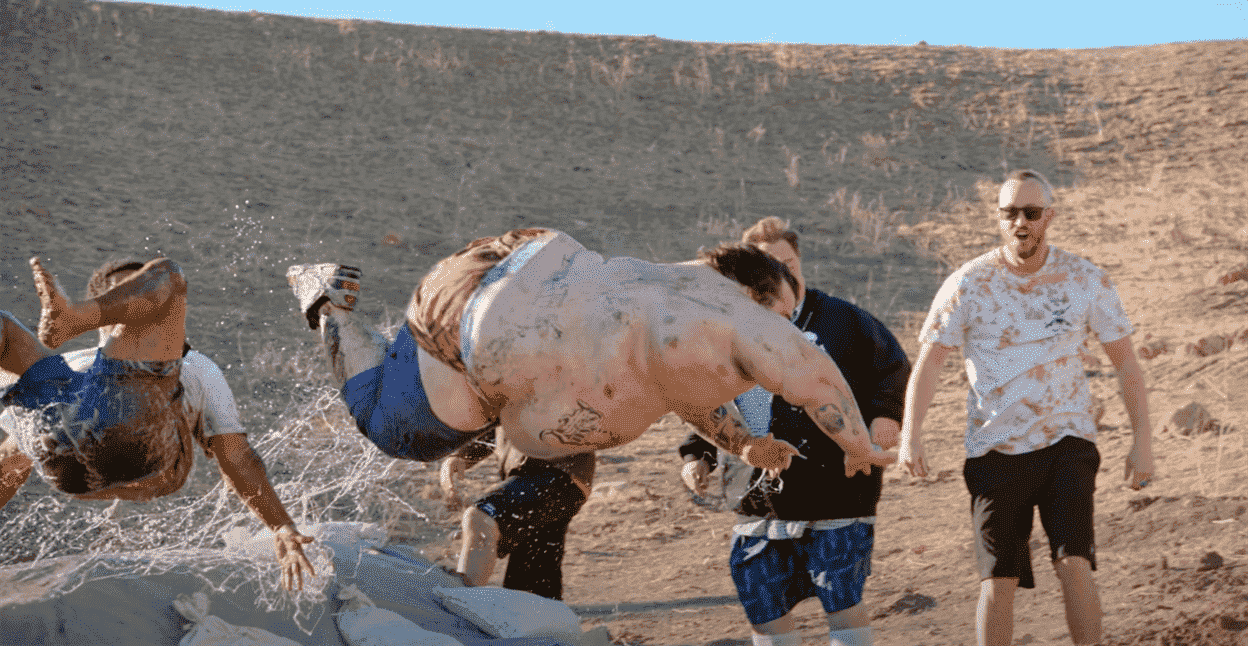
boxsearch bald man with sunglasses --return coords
[899,170,1154,646]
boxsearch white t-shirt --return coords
[920,247,1133,458]
[0,348,245,446]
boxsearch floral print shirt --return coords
[919,247,1134,458]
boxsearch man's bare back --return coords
[461,233,802,460]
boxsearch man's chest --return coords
[967,279,1092,344]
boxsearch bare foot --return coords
[30,257,77,349]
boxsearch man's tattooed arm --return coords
[691,402,754,456]
[806,394,872,456]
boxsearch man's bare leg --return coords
[0,311,53,378]
[0,437,34,509]
[32,257,186,362]
[287,264,384,387]
[318,305,386,387]
[977,577,1017,646]
[1054,557,1102,645]
[457,506,500,585]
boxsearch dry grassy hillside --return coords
[3,0,1248,643]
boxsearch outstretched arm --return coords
[676,401,799,475]
[209,433,315,591]
[899,342,954,478]
[1102,336,1154,490]
[736,320,893,476]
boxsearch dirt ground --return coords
[2,0,1247,643]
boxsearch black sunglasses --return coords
[996,206,1046,221]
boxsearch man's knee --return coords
[826,603,869,630]
[461,506,500,550]
[1053,555,1093,580]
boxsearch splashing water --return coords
[0,321,439,634]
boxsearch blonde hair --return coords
[740,216,800,258]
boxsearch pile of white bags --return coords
[335,585,464,646]
[173,592,302,646]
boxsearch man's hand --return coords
[440,457,466,511]
[740,434,801,478]
[681,459,711,497]
[273,525,315,592]
[844,446,896,477]
[899,432,928,478]
[870,417,902,450]
[1124,438,1156,491]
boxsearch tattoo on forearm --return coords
[812,403,859,439]
[540,400,611,448]
[702,405,752,455]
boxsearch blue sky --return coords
[119,0,1244,49]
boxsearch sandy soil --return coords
[2,0,1247,643]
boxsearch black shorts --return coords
[963,435,1100,589]
[475,459,588,599]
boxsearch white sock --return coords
[828,626,872,646]
[752,632,802,646]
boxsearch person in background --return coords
[900,169,1154,646]
[678,217,911,646]
[439,425,593,600]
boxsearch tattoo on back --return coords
[539,400,610,448]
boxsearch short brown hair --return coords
[85,258,146,299]
[741,216,800,258]
[699,242,799,310]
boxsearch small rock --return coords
[875,590,937,617]
[1203,263,1248,288]
[1170,402,1216,436]
[1138,338,1172,360]
[382,232,407,248]
[1199,551,1225,571]
[1186,334,1233,358]
[21,203,50,217]
[1218,615,1248,632]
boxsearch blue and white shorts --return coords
[3,350,187,496]
[341,325,485,461]
[729,522,874,625]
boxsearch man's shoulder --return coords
[1049,247,1108,276]
[807,288,851,311]
[180,350,220,374]
[179,350,230,390]
[805,290,878,328]
[951,249,1004,280]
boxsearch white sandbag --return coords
[432,587,582,642]
[173,592,303,646]
[335,584,464,646]
[312,522,388,550]
[224,522,386,563]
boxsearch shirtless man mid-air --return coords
[287,229,894,476]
